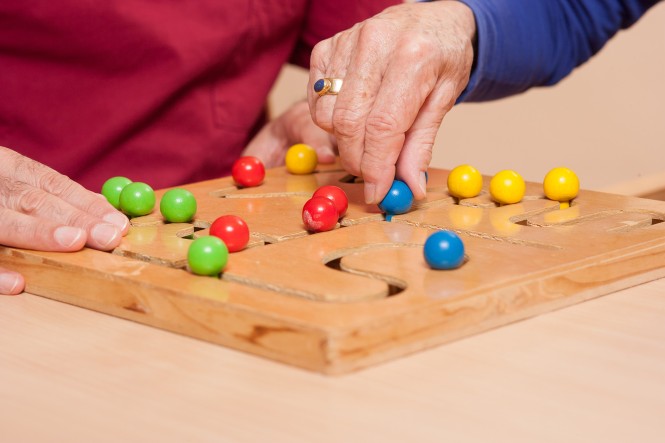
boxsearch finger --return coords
[308,28,358,134]
[308,39,332,125]
[244,101,337,167]
[0,268,24,295]
[357,34,443,204]
[0,207,87,251]
[300,125,337,164]
[242,120,286,168]
[283,101,337,164]
[0,182,123,250]
[1,146,129,233]
[395,79,458,200]
[329,24,387,180]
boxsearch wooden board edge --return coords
[0,247,333,373]
[3,238,665,375]
[319,241,665,374]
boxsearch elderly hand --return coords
[243,100,337,168]
[308,1,476,204]
[0,146,129,295]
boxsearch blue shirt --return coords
[457,0,661,101]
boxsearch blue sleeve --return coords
[456,0,661,102]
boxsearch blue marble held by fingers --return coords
[378,180,414,217]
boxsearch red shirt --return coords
[0,1,394,191]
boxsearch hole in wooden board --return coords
[338,174,363,184]
[324,257,404,297]
[510,198,580,227]
[180,226,205,240]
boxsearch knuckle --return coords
[361,147,387,168]
[1,177,92,224]
[365,111,400,140]
[2,180,51,217]
[64,206,98,229]
[0,176,18,202]
[77,192,109,215]
[358,19,388,41]
[310,41,329,66]
[16,187,46,215]
[397,34,436,60]
[38,170,77,198]
[39,171,104,217]
[331,22,361,47]
[332,108,364,139]
[9,147,82,200]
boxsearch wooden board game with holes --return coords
[2,161,665,374]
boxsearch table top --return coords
[1,279,664,443]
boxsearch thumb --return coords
[242,120,287,168]
[244,100,338,167]
[396,81,456,200]
[0,268,24,295]
[298,123,337,164]
[283,100,336,164]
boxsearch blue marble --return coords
[313,79,326,93]
[378,180,413,216]
[424,230,465,270]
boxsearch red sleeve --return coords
[290,0,400,68]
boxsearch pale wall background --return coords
[270,3,665,195]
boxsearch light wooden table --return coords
[1,280,664,443]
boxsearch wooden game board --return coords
[2,162,665,374]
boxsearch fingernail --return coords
[91,224,121,250]
[419,171,428,196]
[364,183,377,205]
[54,226,85,248]
[0,272,21,295]
[103,211,129,232]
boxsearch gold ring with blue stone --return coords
[313,78,343,96]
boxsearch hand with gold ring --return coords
[308,1,476,204]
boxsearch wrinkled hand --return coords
[0,146,129,295]
[308,1,476,203]
[243,100,337,167]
